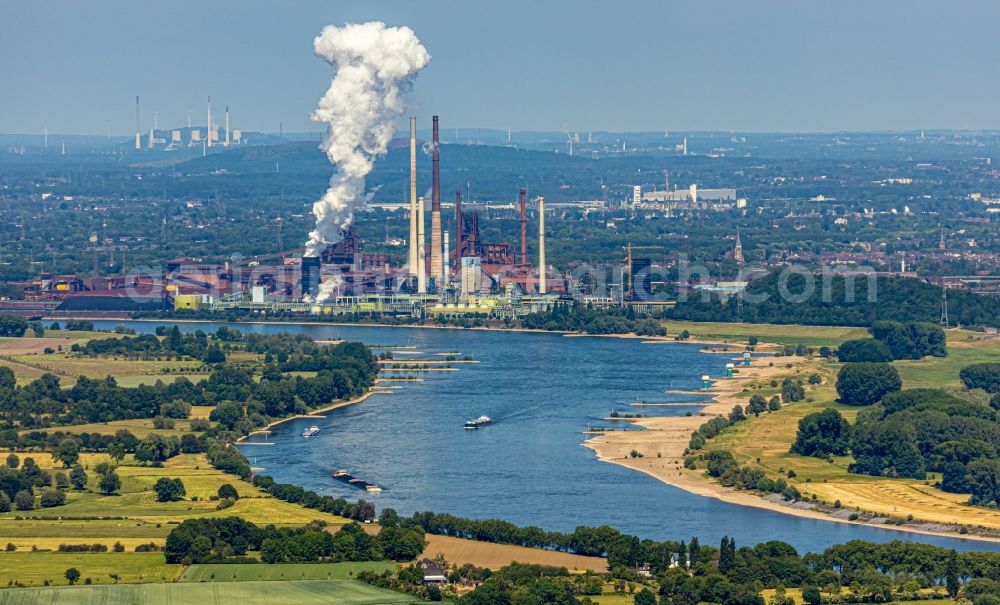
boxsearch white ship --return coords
[301,425,320,437]
[464,415,492,429]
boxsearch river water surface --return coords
[95,320,1000,554]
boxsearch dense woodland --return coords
[838,321,946,362]
[0,330,377,432]
[790,362,1000,507]
[521,303,666,336]
[669,274,1000,328]
[164,517,425,565]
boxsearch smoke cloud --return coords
[305,21,430,260]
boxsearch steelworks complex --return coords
[13,115,677,321]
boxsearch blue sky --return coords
[1,0,996,135]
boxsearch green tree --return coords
[40,488,66,507]
[377,526,426,561]
[850,421,926,479]
[217,484,239,500]
[967,458,1000,507]
[260,537,289,563]
[64,568,80,585]
[14,490,34,510]
[99,471,121,495]
[168,325,183,351]
[634,587,657,605]
[210,400,245,431]
[791,409,851,457]
[801,585,822,605]
[69,464,88,490]
[836,362,901,405]
[961,363,1000,393]
[107,443,126,461]
[838,338,893,362]
[746,394,768,416]
[0,367,14,391]
[781,378,805,403]
[5,453,18,469]
[153,478,186,502]
[52,439,80,467]
[205,345,226,364]
[0,314,28,337]
[946,549,960,597]
[718,536,736,574]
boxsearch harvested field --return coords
[0,338,75,355]
[422,534,607,572]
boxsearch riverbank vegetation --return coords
[691,326,1000,539]
[0,328,376,436]
[520,303,667,336]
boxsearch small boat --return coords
[365,485,383,493]
[464,415,492,430]
[301,425,320,437]
[332,469,349,477]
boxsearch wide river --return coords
[97,320,1000,554]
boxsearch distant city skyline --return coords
[2,0,998,136]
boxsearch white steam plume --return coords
[305,21,430,259]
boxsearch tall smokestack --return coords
[225,106,230,146]
[443,231,450,288]
[455,189,463,260]
[519,187,527,265]
[417,195,426,293]
[430,115,443,285]
[538,195,546,294]
[408,116,418,278]
[135,96,141,150]
[207,96,213,148]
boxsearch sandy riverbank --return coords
[582,358,1000,544]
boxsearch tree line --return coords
[837,321,946,362]
[164,517,425,565]
[669,273,1000,328]
[794,380,1000,506]
[521,302,666,336]
[0,335,377,437]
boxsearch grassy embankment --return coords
[662,320,868,348]
[0,452,354,587]
[701,326,1000,530]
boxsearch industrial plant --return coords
[17,114,610,321]
[256,114,562,319]
[132,95,249,152]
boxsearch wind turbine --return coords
[563,129,574,156]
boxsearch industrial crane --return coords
[623,243,662,301]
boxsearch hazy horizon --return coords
[3,0,998,136]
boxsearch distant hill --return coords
[176,141,610,202]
